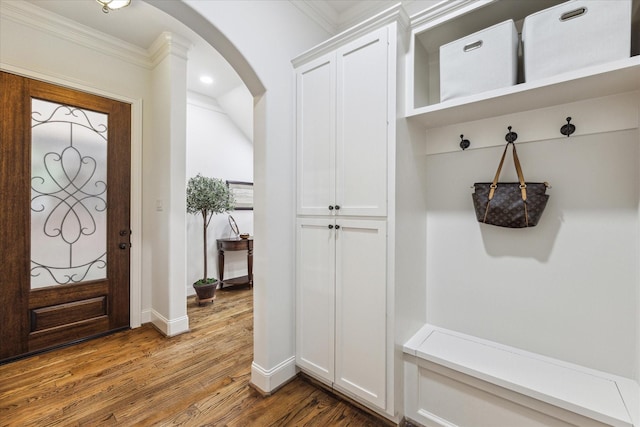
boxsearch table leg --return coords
[248,246,253,288]
[218,246,224,289]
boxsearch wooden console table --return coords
[216,237,253,289]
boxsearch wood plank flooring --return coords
[0,287,388,426]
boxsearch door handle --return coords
[119,243,130,250]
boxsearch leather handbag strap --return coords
[488,142,527,201]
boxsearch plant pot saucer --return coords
[196,293,216,306]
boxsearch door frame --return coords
[1,64,144,329]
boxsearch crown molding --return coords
[291,1,409,36]
[290,0,338,35]
[336,1,400,33]
[148,31,192,67]
[0,0,155,69]
[409,0,494,29]
[292,3,408,68]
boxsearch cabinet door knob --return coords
[335,205,340,210]
[328,205,334,210]
[335,225,340,230]
[328,224,334,229]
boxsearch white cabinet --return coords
[296,217,387,409]
[406,0,640,130]
[334,218,387,408]
[295,218,335,381]
[296,26,389,217]
[296,55,335,216]
[294,13,403,415]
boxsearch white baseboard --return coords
[250,356,297,394]
[141,308,152,325]
[414,409,459,427]
[149,309,190,337]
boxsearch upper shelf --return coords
[406,55,640,128]
[405,0,640,129]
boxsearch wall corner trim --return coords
[250,356,298,394]
[148,31,192,68]
[150,310,190,337]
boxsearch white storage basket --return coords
[440,20,518,102]
[523,0,631,82]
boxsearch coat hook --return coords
[505,126,518,143]
[459,134,470,150]
[560,116,575,137]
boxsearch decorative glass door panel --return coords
[30,98,108,289]
[1,71,130,361]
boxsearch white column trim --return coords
[148,31,192,67]
[250,356,298,394]
[150,310,190,337]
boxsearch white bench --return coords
[404,324,639,427]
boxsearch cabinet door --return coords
[336,27,389,217]
[295,218,335,381]
[334,218,387,409]
[296,53,336,216]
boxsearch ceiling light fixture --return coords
[200,76,214,85]
[96,0,131,13]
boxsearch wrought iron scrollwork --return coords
[30,102,108,285]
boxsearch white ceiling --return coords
[23,0,245,100]
[22,0,410,101]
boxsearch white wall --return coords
[424,129,639,379]
[152,0,331,391]
[186,90,254,290]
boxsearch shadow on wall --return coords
[425,130,639,262]
[477,219,561,262]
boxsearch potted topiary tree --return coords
[186,174,235,305]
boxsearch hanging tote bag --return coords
[472,141,550,228]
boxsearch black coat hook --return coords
[560,117,576,137]
[505,126,518,143]
[459,134,470,150]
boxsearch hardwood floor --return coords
[0,287,389,426]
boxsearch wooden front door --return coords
[0,71,131,362]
